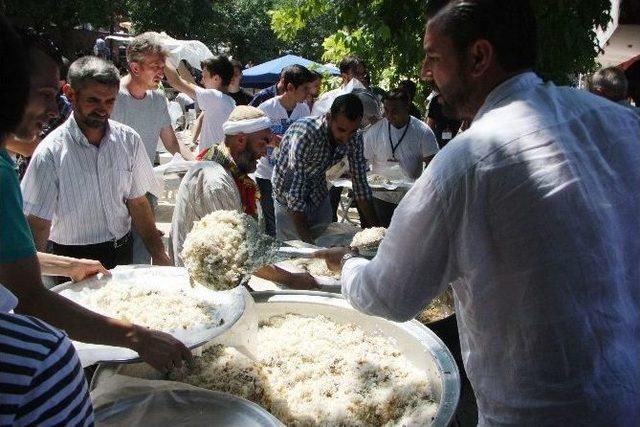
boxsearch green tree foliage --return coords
[270,0,613,88]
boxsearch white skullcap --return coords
[222,105,272,135]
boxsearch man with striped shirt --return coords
[21,56,172,269]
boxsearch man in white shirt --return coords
[164,55,236,153]
[256,64,313,236]
[110,32,193,264]
[22,56,171,269]
[363,88,438,226]
[317,1,640,424]
[169,105,318,290]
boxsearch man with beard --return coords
[1,25,191,381]
[21,56,172,269]
[169,106,318,289]
[316,0,640,424]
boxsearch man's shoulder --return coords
[183,161,235,190]
[257,96,278,110]
[0,312,64,353]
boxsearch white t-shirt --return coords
[194,87,236,152]
[363,116,438,203]
[110,83,172,163]
[256,97,310,180]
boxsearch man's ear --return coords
[129,61,142,76]
[467,39,494,78]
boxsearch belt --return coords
[112,232,131,249]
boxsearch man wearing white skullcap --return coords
[169,106,318,289]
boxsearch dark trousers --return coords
[372,197,397,228]
[49,232,133,270]
[256,177,276,237]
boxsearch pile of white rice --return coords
[82,280,221,331]
[166,314,437,426]
[417,288,455,324]
[289,258,340,279]
[368,174,392,186]
[181,210,277,290]
[350,227,386,249]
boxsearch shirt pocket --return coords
[116,168,133,200]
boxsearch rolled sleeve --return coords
[21,148,59,221]
[348,133,373,200]
[129,134,160,199]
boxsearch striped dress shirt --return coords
[21,114,160,246]
[0,286,94,426]
[272,115,372,213]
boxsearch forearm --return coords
[164,60,196,100]
[0,256,137,348]
[291,210,315,243]
[27,214,51,251]
[255,265,294,283]
[128,198,170,263]
[38,252,81,276]
[192,113,203,144]
[355,199,380,227]
[160,127,180,155]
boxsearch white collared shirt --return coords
[342,72,640,425]
[363,116,438,203]
[21,114,160,245]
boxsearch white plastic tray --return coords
[51,265,246,366]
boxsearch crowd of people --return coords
[1,0,639,425]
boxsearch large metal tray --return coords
[93,290,460,426]
[51,265,246,366]
[94,388,283,426]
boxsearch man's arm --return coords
[0,255,191,371]
[254,265,318,290]
[192,112,204,145]
[164,60,197,100]
[26,214,50,251]
[160,125,194,160]
[37,252,109,281]
[127,196,172,265]
[354,198,380,228]
[290,210,316,244]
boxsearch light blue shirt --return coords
[342,72,640,425]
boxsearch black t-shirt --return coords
[229,89,253,106]
[427,95,461,149]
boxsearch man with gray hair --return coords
[111,31,193,264]
[22,56,172,269]
[588,66,640,115]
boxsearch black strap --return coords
[388,121,410,159]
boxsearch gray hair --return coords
[589,67,629,102]
[126,32,168,65]
[67,56,120,90]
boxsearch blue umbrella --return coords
[242,54,340,88]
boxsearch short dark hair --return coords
[339,56,365,75]
[429,0,537,72]
[0,17,29,140]
[589,67,629,102]
[330,93,364,121]
[201,55,234,86]
[398,79,417,99]
[67,56,121,90]
[281,64,313,89]
[16,26,63,70]
[384,89,410,106]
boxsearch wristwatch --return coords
[341,249,360,267]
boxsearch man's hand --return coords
[152,252,174,266]
[314,247,353,272]
[285,272,320,290]
[129,325,193,372]
[68,258,110,282]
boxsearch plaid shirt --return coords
[273,115,372,213]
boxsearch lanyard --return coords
[388,121,410,160]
